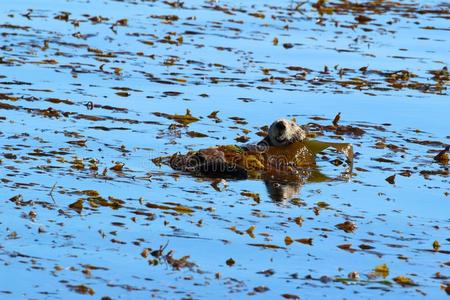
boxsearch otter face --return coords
[267,119,306,146]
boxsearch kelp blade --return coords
[304,140,353,167]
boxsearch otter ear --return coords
[291,117,297,123]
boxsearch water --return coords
[0,0,449,299]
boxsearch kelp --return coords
[303,140,354,170]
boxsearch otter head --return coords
[266,119,306,147]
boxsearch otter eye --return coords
[275,122,286,131]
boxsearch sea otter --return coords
[158,118,353,201]
[168,119,311,179]
[259,118,307,147]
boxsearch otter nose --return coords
[276,122,286,131]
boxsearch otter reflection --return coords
[264,175,304,202]
[263,168,338,202]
